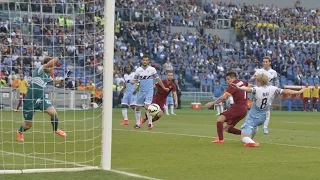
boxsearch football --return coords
[148,103,161,117]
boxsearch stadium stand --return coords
[0,0,319,96]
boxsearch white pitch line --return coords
[282,121,320,125]
[114,129,320,150]
[1,150,162,179]
[110,170,162,180]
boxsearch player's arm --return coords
[234,85,253,93]
[282,87,306,95]
[205,92,230,108]
[273,75,279,87]
[155,77,169,91]
[133,82,139,95]
[172,91,178,108]
[44,57,60,69]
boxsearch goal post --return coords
[0,0,114,174]
[101,0,115,171]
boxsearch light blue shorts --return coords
[121,92,137,106]
[136,90,154,106]
[166,97,174,105]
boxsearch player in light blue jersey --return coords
[120,65,139,126]
[164,91,176,115]
[233,73,306,147]
[250,56,279,135]
[131,55,169,130]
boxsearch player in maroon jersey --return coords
[141,71,178,128]
[205,72,248,143]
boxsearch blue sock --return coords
[51,116,59,131]
[18,125,29,133]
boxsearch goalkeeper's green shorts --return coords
[23,99,53,121]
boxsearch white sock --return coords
[164,105,169,114]
[146,111,153,125]
[263,110,270,129]
[122,108,128,120]
[170,105,174,114]
[135,110,140,126]
[221,104,224,113]
[242,136,255,144]
[216,105,220,114]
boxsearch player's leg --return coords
[164,104,169,115]
[134,92,144,129]
[307,98,311,111]
[17,110,34,142]
[15,93,25,112]
[120,92,130,125]
[303,98,307,111]
[144,91,154,130]
[241,125,259,147]
[43,100,66,137]
[168,97,176,115]
[152,110,163,122]
[313,98,318,111]
[263,109,270,134]
[223,109,246,136]
[212,114,227,143]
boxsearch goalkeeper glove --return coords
[62,70,72,83]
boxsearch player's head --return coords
[315,84,318,88]
[262,56,271,69]
[225,72,237,84]
[255,73,269,86]
[141,55,150,67]
[43,57,53,73]
[124,64,133,74]
[305,83,309,87]
[166,71,174,81]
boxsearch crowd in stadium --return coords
[0,0,319,96]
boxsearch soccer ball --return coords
[148,103,161,117]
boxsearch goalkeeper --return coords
[17,57,71,142]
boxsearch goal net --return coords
[0,0,110,173]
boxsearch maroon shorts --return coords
[313,98,319,103]
[152,97,166,111]
[19,93,26,99]
[303,98,311,103]
[221,105,248,126]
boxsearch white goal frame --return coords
[0,0,114,174]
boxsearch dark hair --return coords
[226,72,237,78]
[166,70,174,74]
[263,56,271,62]
[142,55,149,59]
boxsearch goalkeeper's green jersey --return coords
[25,65,53,101]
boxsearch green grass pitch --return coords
[1,108,320,180]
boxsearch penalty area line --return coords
[114,129,320,150]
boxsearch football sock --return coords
[314,103,318,110]
[263,110,270,129]
[170,105,174,114]
[164,105,169,115]
[227,127,241,135]
[122,108,128,120]
[146,111,152,125]
[18,125,30,133]
[135,109,141,126]
[220,105,224,113]
[51,115,59,131]
[242,136,255,144]
[216,121,224,140]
